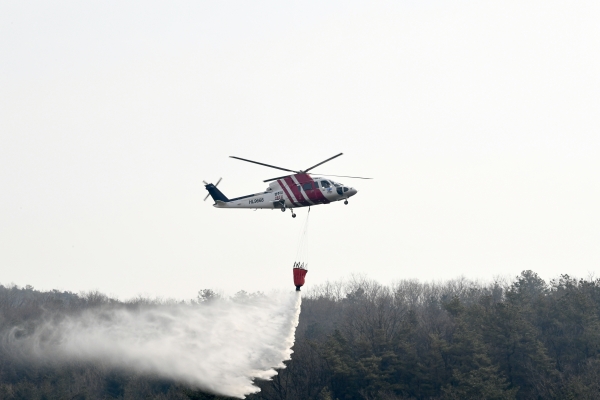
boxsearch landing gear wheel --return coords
[292,213,297,218]
[281,207,286,212]
[344,200,348,205]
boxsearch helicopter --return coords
[203,153,371,218]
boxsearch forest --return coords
[2,270,600,400]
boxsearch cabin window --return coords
[320,180,330,188]
[302,182,313,191]
[313,181,319,188]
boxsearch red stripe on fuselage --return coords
[290,174,315,205]
[294,173,330,204]
[284,176,311,207]
[277,179,299,207]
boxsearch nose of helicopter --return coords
[348,187,358,197]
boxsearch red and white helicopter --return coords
[204,153,371,217]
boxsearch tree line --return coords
[2,270,600,399]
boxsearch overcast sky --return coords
[1,1,599,299]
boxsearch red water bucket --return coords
[293,267,308,291]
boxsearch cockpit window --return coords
[320,180,330,188]
[302,182,313,191]
[343,187,349,192]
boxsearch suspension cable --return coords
[294,207,311,268]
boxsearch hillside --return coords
[2,271,600,399]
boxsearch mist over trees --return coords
[2,270,600,399]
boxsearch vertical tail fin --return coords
[204,182,229,203]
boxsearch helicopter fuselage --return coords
[211,173,357,210]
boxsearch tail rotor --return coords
[203,178,222,201]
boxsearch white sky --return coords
[1,1,599,299]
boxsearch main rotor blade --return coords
[263,174,293,183]
[312,173,373,180]
[303,153,343,173]
[230,156,297,173]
